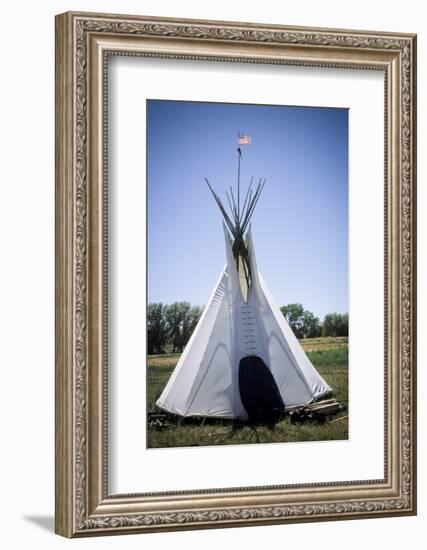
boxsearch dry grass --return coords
[300,336,348,352]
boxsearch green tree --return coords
[178,302,192,351]
[164,302,183,353]
[302,310,322,338]
[148,302,204,355]
[281,303,322,339]
[322,312,348,337]
[147,303,167,354]
[164,302,203,352]
[280,303,305,338]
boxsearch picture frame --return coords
[55,11,417,537]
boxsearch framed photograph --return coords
[55,11,417,537]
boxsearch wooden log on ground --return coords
[304,401,344,416]
[329,414,348,424]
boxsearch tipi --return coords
[156,139,332,421]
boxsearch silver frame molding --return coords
[55,11,417,538]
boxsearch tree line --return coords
[148,302,203,355]
[148,301,348,355]
[280,303,348,339]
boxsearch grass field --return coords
[147,337,348,448]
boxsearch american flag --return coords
[238,133,252,145]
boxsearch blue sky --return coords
[147,100,348,320]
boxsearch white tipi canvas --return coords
[156,225,331,420]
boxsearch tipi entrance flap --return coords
[238,355,284,423]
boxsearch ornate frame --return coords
[55,11,417,537]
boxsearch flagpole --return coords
[237,131,240,224]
